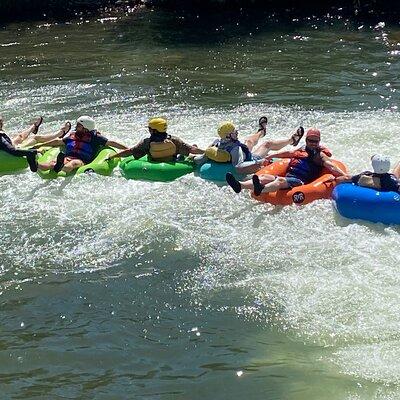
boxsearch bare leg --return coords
[252,137,293,158]
[12,116,43,146]
[393,161,400,179]
[62,159,84,173]
[22,134,56,148]
[38,158,84,173]
[243,130,265,151]
[252,127,304,158]
[226,172,275,193]
[235,162,263,175]
[38,161,55,171]
[22,122,71,147]
[260,177,290,193]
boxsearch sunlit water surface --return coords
[0,9,400,399]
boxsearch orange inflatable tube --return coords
[251,158,348,206]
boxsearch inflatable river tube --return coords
[120,155,195,182]
[0,149,29,174]
[332,183,400,225]
[198,161,244,182]
[198,158,280,183]
[252,158,348,206]
[37,147,119,179]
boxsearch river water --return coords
[1,9,400,399]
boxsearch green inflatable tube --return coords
[37,147,119,179]
[120,155,195,182]
[0,150,28,174]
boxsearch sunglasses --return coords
[306,138,319,144]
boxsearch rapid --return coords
[1,9,400,399]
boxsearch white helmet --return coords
[371,154,390,174]
[76,116,96,132]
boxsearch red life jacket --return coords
[64,131,96,163]
[287,145,332,183]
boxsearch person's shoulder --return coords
[94,130,107,138]
[170,135,184,142]
[132,137,149,149]
[141,137,150,144]
[319,145,332,157]
[211,138,219,146]
[291,148,306,158]
[386,173,399,182]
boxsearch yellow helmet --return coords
[217,121,236,138]
[148,117,167,133]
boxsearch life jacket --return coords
[212,139,252,163]
[205,146,231,163]
[64,131,96,163]
[149,140,177,161]
[287,145,332,183]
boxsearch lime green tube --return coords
[120,155,195,182]
[37,147,119,179]
[0,150,28,174]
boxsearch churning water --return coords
[1,9,400,399]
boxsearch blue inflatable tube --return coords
[332,183,400,225]
[198,162,244,183]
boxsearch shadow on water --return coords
[113,2,400,47]
[113,7,327,47]
[26,175,74,199]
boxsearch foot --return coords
[59,121,71,138]
[53,152,65,173]
[226,172,242,193]
[291,126,304,146]
[252,174,265,196]
[32,116,43,135]
[257,116,268,137]
[27,152,38,172]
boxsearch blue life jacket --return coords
[64,131,96,163]
[215,139,252,161]
[287,147,324,183]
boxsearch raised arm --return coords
[108,148,133,160]
[321,153,347,176]
[105,140,129,150]
[188,145,204,155]
[334,175,353,183]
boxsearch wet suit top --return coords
[352,171,400,193]
[0,131,37,158]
